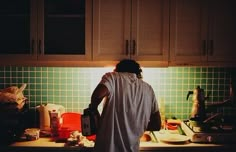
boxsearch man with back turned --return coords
[89,59,161,152]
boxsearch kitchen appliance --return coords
[183,84,236,143]
[37,103,65,132]
[187,86,208,121]
[181,119,236,143]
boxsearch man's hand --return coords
[146,111,162,131]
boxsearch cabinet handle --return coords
[202,40,207,55]
[132,40,136,55]
[31,40,34,55]
[208,40,214,56]
[38,40,42,55]
[125,40,129,55]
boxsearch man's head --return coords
[114,59,143,79]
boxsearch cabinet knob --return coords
[31,40,34,54]
[132,40,136,55]
[38,40,42,55]
[125,40,129,55]
[208,40,214,56]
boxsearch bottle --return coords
[50,110,59,137]
[81,106,99,136]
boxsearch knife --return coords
[151,131,158,142]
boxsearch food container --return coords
[58,127,72,139]
[24,128,40,141]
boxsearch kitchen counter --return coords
[0,137,233,152]
[1,130,235,152]
[140,141,234,152]
[0,138,92,152]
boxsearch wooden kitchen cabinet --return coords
[170,0,236,66]
[0,0,92,63]
[0,0,33,60]
[93,0,169,64]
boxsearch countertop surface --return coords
[1,131,234,152]
[10,137,230,147]
[9,137,223,147]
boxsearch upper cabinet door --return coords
[0,0,92,63]
[0,0,37,60]
[93,0,169,63]
[170,0,236,65]
[93,0,131,61]
[170,0,208,64]
[207,0,236,62]
[131,0,169,61]
[38,0,92,61]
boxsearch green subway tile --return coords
[61,96,67,101]
[201,79,207,84]
[36,85,41,90]
[201,73,207,78]
[67,97,73,102]
[42,96,48,101]
[0,66,235,119]
[48,72,54,77]
[17,72,23,77]
[54,91,60,96]
[42,72,47,77]
[202,68,207,72]
[36,72,41,77]
[61,73,67,78]
[48,96,54,101]
[54,84,60,90]
[42,79,48,84]
[194,79,201,84]
[48,85,54,90]
[53,72,60,77]
[23,72,29,77]
[30,72,36,77]
[208,68,213,72]
[201,85,207,90]
[214,73,219,78]
[48,78,53,83]
[60,91,67,96]
[36,78,42,83]
[195,68,201,73]
[36,95,41,102]
[5,72,10,77]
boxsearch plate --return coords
[158,134,190,143]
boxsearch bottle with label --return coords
[81,106,100,136]
[50,110,59,137]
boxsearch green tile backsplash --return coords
[0,66,235,120]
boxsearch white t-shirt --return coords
[93,72,158,152]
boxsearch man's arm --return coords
[146,111,162,131]
[89,84,109,110]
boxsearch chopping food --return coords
[88,59,161,152]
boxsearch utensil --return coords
[151,131,158,142]
[203,113,221,123]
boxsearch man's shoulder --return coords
[140,80,153,89]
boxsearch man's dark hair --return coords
[114,59,143,79]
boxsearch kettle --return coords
[37,103,65,132]
[187,86,207,121]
